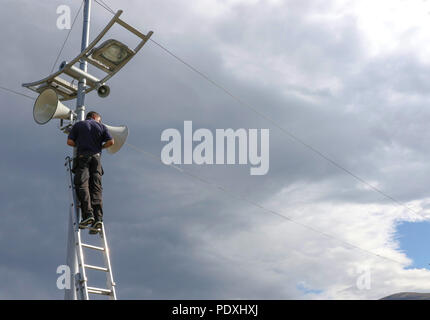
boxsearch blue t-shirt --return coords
[68,119,113,156]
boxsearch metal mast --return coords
[76,0,91,121]
[65,0,92,300]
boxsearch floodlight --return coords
[92,39,134,68]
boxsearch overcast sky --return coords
[2,0,430,299]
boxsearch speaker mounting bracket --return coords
[22,10,153,101]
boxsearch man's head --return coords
[86,111,101,123]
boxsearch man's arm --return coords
[67,139,76,147]
[101,124,114,150]
[67,124,77,147]
[102,139,115,149]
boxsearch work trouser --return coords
[73,153,104,221]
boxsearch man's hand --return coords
[67,139,76,147]
[102,139,115,149]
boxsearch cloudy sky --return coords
[2,0,430,299]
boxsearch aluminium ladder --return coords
[65,156,117,300]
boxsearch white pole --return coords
[65,0,92,300]
[77,0,92,120]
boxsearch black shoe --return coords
[93,220,102,229]
[89,220,102,235]
[79,216,95,228]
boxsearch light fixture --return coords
[91,39,134,68]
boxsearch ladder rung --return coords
[87,286,112,295]
[79,224,99,230]
[84,264,109,272]
[81,243,105,251]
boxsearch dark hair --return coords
[86,111,101,120]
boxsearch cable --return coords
[94,0,116,15]
[0,82,408,267]
[0,82,410,267]
[125,142,407,267]
[0,86,36,101]
[148,39,424,220]
[90,0,425,221]
[99,0,116,14]
[50,0,85,74]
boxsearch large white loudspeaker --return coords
[33,88,72,125]
[104,124,129,154]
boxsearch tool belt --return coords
[72,153,101,173]
[78,152,101,158]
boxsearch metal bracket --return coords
[59,123,73,134]
[22,10,153,101]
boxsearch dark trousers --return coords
[73,154,104,221]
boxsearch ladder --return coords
[65,156,117,300]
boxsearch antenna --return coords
[21,0,154,300]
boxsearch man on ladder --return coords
[67,111,114,233]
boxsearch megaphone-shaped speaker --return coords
[33,88,72,125]
[104,124,129,154]
[97,84,110,98]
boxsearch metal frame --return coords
[22,10,153,101]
